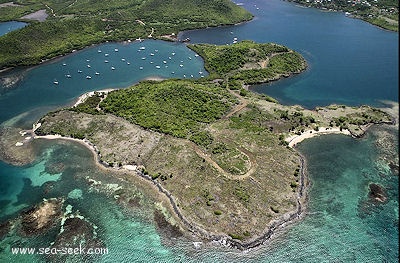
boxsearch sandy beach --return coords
[286,127,351,147]
[34,134,99,160]
[73,89,115,107]
[143,76,166,81]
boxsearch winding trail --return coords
[224,89,248,119]
[189,89,258,181]
[189,141,257,181]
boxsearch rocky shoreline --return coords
[5,98,395,250]
[30,127,309,250]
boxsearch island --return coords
[5,41,390,249]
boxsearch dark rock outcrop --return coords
[0,221,11,240]
[20,198,64,236]
[154,210,183,239]
[368,183,387,203]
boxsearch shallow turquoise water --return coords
[1,131,397,262]
[265,131,399,262]
[0,147,61,219]
[0,0,398,262]
[96,130,398,263]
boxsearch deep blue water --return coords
[0,21,27,36]
[0,0,398,262]
[180,0,399,108]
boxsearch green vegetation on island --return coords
[100,80,237,146]
[188,41,307,84]
[0,0,252,68]
[32,41,394,245]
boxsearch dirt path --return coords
[67,0,78,8]
[224,89,248,119]
[189,91,259,181]
[136,19,146,25]
[148,27,154,38]
[189,141,256,181]
[258,58,269,68]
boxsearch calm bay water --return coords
[0,40,206,126]
[181,0,399,108]
[0,21,27,36]
[0,0,398,262]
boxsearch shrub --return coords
[229,233,244,240]
[212,142,228,154]
[239,88,248,97]
[214,210,222,215]
[235,186,249,203]
[151,173,160,180]
[190,131,214,147]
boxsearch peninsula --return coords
[12,41,391,248]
